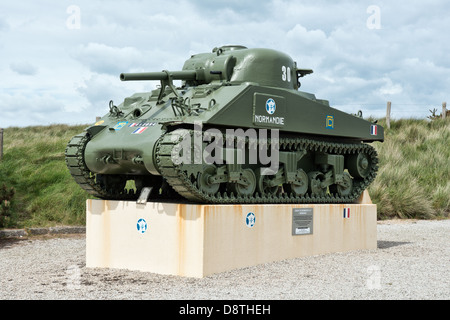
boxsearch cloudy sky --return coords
[1,0,449,128]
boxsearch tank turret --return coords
[65,45,383,204]
[122,46,313,89]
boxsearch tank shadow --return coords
[377,240,411,249]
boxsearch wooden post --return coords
[443,102,447,119]
[0,128,3,161]
[386,101,391,129]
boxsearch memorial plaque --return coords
[292,208,313,235]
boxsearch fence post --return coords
[0,128,3,161]
[443,102,447,119]
[386,101,391,129]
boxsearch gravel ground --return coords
[0,219,449,300]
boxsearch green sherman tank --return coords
[65,45,383,204]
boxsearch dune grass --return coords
[368,117,450,219]
[0,118,448,227]
[0,124,89,227]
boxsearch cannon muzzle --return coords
[120,70,198,81]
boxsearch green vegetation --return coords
[369,117,450,219]
[0,124,89,228]
[0,119,448,228]
[0,184,15,227]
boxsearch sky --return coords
[1,0,449,128]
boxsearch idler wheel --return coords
[227,168,256,197]
[284,169,308,196]
[197,165,220,195]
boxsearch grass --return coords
[0,124,89,227]
[0,118,448,228]
[368,117,450,219]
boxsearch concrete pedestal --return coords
[86,191,376,278]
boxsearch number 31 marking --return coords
[282,65,291,82]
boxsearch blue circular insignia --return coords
[266,98,276,115]
[136,218,148,234]
[246,212,256,228]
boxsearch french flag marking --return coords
[132,127,148,134]
[343,208,350,218]
[370,125,377,135]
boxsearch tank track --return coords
[155,129,378,204]
[65,130,378,204]
[65,132,137,200]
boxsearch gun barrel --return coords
[120,70,198,81]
